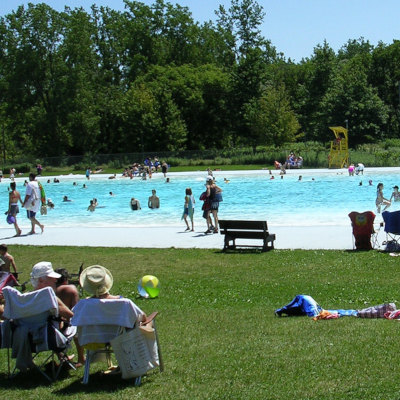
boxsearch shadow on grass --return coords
[215,248,270,254]
[0,233,31,241]
[54,371,155,395]
[0,368,154,394]
[0,362,72,389]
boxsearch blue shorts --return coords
[184,207,189,215]
[27,210,36,218]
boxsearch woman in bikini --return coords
[376,183,391,213]
[8,181,23,236]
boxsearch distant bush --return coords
[5,141,400,171]
[3,162,31,174]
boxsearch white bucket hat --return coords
[80,265,113,296]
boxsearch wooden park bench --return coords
[218,220,276,252]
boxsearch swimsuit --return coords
[10,204,19,216]
[209,188,219,210]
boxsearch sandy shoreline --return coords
[0,223,387,250]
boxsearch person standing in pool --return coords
[390,185,400,203]
[376,183,391,213]
[130,197,141,210]
[148,189,160,209]
[87,200,96,212]
[8,181,23,236]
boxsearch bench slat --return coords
[219,220,268,230]
[225,231,269,239]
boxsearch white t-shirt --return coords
[25,181,40,212]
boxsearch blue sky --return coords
[1,0,399,62]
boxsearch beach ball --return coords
[6,214,15,224]
[138,275,160,298]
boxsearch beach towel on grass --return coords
[275,295,323,317]
[275,295,358,318]
[357,303,396,318]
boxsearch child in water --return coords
[376,183,391,213]
[390,185,400,203]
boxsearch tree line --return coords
[0,0,399,160]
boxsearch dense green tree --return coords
[369,41,400,137]
[300,41,337,141]
[318,57,389,144]
[244,84,300,147]
[0,4,73,156]
[0,0,399,161]
[216,0,276,145]
[136,64,232,149]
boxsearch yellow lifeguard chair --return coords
[328,126,349,168]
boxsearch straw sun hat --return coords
[80,265,113,296]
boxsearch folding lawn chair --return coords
[382,210,400,251]
[0,271,19,294]
[1,286,76,382]
[348,211,378,250]
[71,298,163,385]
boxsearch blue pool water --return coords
[3,168,400,229]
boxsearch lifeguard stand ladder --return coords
[328,126,349,168]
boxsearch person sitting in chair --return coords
[74,265,147,376]
[80,265,144,317]
[30,262,73,320]
[55,268,85,367]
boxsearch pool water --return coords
[3,169,400,229]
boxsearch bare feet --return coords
[40,224,44,233]
[14,229,22,237]
[28,231,35,235]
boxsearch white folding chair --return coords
[71,298,162,385]
[1,286,76,382]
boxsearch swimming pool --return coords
[3,168,400,229]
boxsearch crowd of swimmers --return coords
[121,158,169,180]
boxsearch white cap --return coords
[31,261,61,280]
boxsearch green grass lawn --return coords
[1,246,400,399]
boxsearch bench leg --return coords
[262,240,274,252]
[223,237,229,251]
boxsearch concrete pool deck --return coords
[0,223,387,250]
